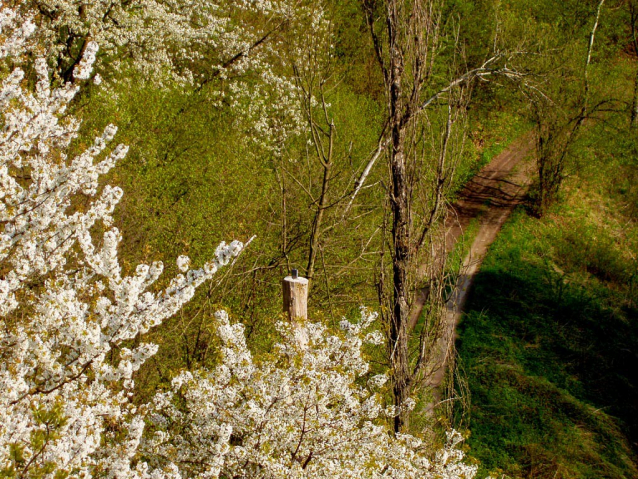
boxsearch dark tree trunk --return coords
[632,69,638,127]
[387,0,412,433]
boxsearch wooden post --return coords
[283,269,308,321]
[283,269,308,348]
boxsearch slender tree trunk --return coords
[304,111,334,287]
[386,1,412,433]
[389,133,411,432]
[632,69,638,127]
[306,161,332,284]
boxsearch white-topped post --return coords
[283,269,308,347]
[283,269,308,321]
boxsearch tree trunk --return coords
[632,68,638,127]
[387,2,412,432]
[306,161,332,284]
[389,130,411,432]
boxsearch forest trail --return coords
[417,133,536,414]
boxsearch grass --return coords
[455,135,638,478]
[448,218,481,274]
[452,111,530,199]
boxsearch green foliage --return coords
[74,55,391,394]
[456,118,638,477]
[454,111,529,199]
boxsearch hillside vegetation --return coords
[457,105,638,477]
[1,0,638,476]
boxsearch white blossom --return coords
[73,40,99,80]
[368,374,389,389]
[0,8,35,59]
[176,255,191,273]
[145,309,478,479]
[16,0,325,151]
[0,8,243,476]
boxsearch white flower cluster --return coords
[73,41,99,80]
[0,9,35,59]
[25,0,269,82]
[145,308,478,479]
[19,0,324,151]
[0,8,243,476]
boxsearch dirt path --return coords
[419,134,536,414]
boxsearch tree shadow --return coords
[456,263,638,478]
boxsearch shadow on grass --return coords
[456,260,638,478]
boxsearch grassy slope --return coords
[456,125,638,477]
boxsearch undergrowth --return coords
[455,121,638,478]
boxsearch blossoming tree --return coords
[0,6,478,478]
[17,0,325,151]
[144,309,478,478]
[21,0,291,83]
[0,9,244,476]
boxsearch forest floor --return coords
[415,133,536,412]
[453,122,638,477]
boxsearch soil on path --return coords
[417,134,536,414]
